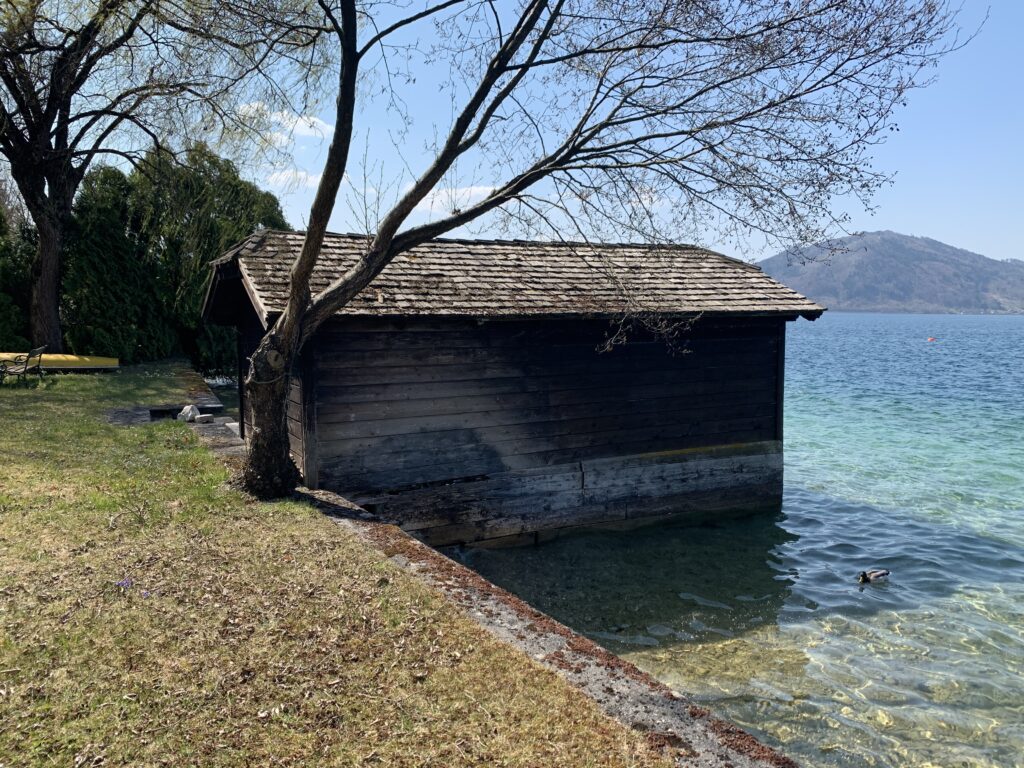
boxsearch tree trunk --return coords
[241,331,301,498]
[238,0,359,498]
[29,217,65,351]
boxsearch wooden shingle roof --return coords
[210,229,824,324]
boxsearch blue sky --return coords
[835,1,1022,262]
[256,1,1021,262]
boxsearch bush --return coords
[129,145,288,372]
[4,146,288,367]
[0,215,32,350]
[0,292,29,349]
[62,168,176,363]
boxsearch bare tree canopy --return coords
[0,0,312,349]
[222,0,963,496]
[307,1,964,324]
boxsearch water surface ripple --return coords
[457,313,1024,768]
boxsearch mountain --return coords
[759,231,1024,314]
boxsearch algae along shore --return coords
[460,312,1024,768]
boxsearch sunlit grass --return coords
[0,366,669,766]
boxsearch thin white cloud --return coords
[266,169,323,189]
[240,101,334,143]
[271,110,333,139]
[238,101,267,120]
[414,185,495,214]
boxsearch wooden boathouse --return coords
[203,230,823,546]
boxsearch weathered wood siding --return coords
[310,316,787,544]
[286,375,305,477]
[284,352,319,487]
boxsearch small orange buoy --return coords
[927,337,937,342]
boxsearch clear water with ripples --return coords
[455,313,1024,768]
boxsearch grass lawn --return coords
[0,365,670,767]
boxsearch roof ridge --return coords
[262,228,705,252]
[258,228,762,270]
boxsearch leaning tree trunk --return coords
[242,329,302,498]
[29,217,65,352]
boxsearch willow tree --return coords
[0,0,308,350]
[241,0,960,497]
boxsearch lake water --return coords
[454,313,1024,768]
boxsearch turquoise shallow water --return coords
[455,313,1024,768]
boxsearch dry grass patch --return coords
[0,366,671,767]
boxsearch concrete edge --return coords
[300,487,799,768]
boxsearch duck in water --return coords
[858,569,891,584]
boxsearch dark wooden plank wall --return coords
[312,316,785,496]
[286,375,305,475]
[353,442,783,546]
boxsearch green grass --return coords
[0,365,670,766]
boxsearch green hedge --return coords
[0,145,288,370]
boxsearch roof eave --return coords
[237,259,270,329]
[262,307,826,323]
[199,267,222,325]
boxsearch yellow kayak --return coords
[0,353,119,370]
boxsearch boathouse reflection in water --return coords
[448,513,797,653]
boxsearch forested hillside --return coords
[761,231,1024,314]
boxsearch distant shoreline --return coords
[811,308,1024,317]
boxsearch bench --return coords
[0,346,46,384]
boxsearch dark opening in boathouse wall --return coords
[202,230,823,546]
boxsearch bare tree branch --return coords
[226,0,966,496]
